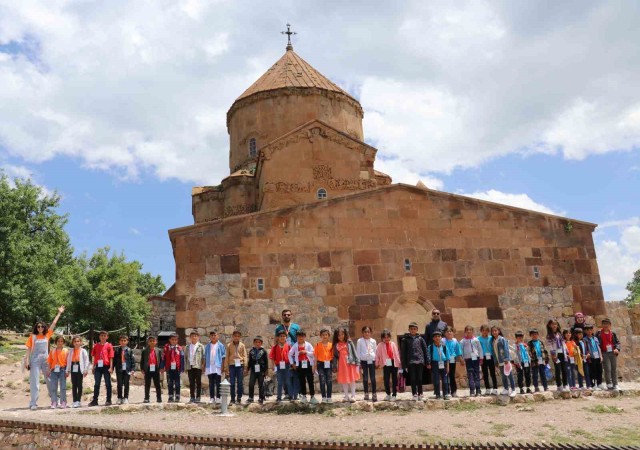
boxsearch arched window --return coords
[316,188,327,200]
[249,138,257,158]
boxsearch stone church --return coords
[167,40,611,353]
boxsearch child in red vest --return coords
[162,333,185,402]
[88,331,114,407]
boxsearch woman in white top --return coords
[356,326,377,401]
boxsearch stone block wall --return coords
[149,296,176,336]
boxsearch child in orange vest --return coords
[47,336,69,408]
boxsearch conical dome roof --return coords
[234,48,358,104]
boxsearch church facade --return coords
[168,43,607,348]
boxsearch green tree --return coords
[67,247,164,332]
[0,175,74,330]
[625,268,640,306]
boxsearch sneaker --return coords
[275,399,282,404]
[209,398,215,404]
[321,397,326,403]
[451,392,457,398]
[88,400,98,407]
[444,395,451,400]
[157,398,162,403]
[310,396,318,404]
[363,394,369,401]
[168,396,174,403]
[418,394,424,401]
[500,389,509,396]
[215,398,221,404]
[123,398,128,404]
[372,394,377,402]
[143,399,150,403]
[196,397,201,403]
[30,405,38,410]
[104,401,112,406]
[51,402,56,409]
[473,392,479,397]
[299,395,307,403]
[391,395,397,401]
[520,388,525,395]
[509,390,516,398]
[59,401,67,409]
[412,394,419,401]
[534,387,540,393]
[484,389,491,396]
[614,386,621,392]
[526,388,532,394]
[349,396,356,403]
[117,399,123,405]
[259,399,264,405]
[564,385,570,392]
[327,398,333,403]
[492,389,499,395]
[384,394,392,401]
[246,398,254,403]
[557,386,564,392]
[189,397,195,403]
[435,395,442,400]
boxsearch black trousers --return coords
[482,357,497,389]
[589,358,603,386]
[408,363,424,396]
[208,373,221,399]
[296,366,315,396]
[517,365,531,389]
[383,364,398,396]
[188,368,202,399]
[249,370,265,400]
[116,370,130,399]
[360,362,377,394]
[70,363,83,402]
[448,361,457,394]
[144,370,161,401]
[554,353,568,387]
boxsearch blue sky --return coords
[1,1,639,300]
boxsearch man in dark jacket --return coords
[424,309,448,347]
[401,322,429,400]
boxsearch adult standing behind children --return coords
[25,305,65,410]
[274,309,300,346]
[424,309,448,347]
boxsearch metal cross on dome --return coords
[281,23,297,50]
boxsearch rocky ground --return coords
[1,347,639,447]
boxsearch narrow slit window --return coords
[249,138,257,158]
[317,188,327,200]
[533,266,540,279]
[404,258,412,272]
[257,278,265,292]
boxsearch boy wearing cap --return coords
[583,324,603,390]
[226,330,247,404]
[289,330,317,404]
[204,330,226,404]
[427,330,449,400]
[513,331,532,394]
[246,336,268,404]
[527,329,548,392]
[400,322,429,401]
[596,319,621,391]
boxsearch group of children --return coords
[29,317,621,409]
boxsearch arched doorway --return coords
[383,294,435,338]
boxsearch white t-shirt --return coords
[206,342,221,376]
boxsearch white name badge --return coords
[301,360,308,368]
[97,360,104,368]
[524,362,530,368]
[324,360,331,369]
[385,358,392,367]
[122,362,127,371]
[438,361,445,369]
[54,365,60,373]
[485,353,492,360]
[367,360,373,365]
[279,361,286,369]
[570,357,575,364]
[593,351,600,358]
[557,348,564,355]
[254,364,260,373]
[606,345,613,352]
[170,362,177,370]
[471,356,477,361]
[449,358,455,364]
[72,365,79,373]
[149,364,156,372]
[235,358,241,367]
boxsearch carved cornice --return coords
[227,87,364,129]
[260,124,377,161]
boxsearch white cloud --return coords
[0,1,639,185]
[0,162,54,197]
[621,226,640,254]
[129,227,141,236]
[461,189,562,216]
[374,157,444,190]
[596,236,640,301]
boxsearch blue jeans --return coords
[318,366,333,399]
[92,366,112,402]
[566,362,576,387]
[465,359,481,393]
[580,360,591,388]
[276,365,294,400]
[228,365,244,401]
[431,366,449,397]
[48,368,67,404]
[167,370,181,398]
